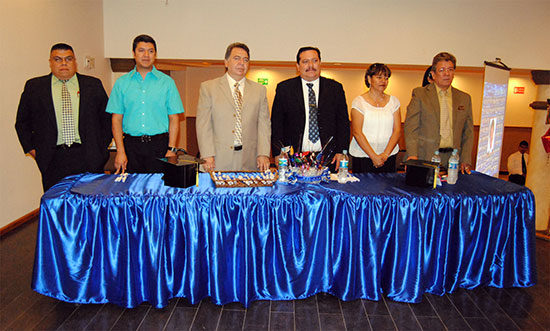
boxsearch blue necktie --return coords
[307,83,319,143]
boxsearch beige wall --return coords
[1,0,110,228]
[103,0,550,69]
[172,65,536,146]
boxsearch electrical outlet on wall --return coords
[84,56,95,70]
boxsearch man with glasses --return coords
[404,52,474,173]
[15,43,111,191]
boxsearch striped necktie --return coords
[233,82,243,147]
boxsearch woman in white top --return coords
[349,63,402,173]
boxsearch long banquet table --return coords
[32,172,536,308]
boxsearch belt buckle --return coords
[141,135,152,143]
[234,145,243,151]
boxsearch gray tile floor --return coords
[1,218,548,330]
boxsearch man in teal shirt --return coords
[106,34,184,173]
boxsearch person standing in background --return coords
[507,140,529,185]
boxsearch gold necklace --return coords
[368,91,385,107]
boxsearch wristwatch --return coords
[167,146,177,153]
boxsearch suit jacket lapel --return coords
[76,74,86,133]
[241,78,252,111]
[427,84,440,126]
[293,77,306,120]
[318,77,327,113]
[451,86,458,125]
[43,74,58,132]
[218,75,235,107]
[451,86,461,143]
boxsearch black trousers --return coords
[509,174,526,186]
[124,134,168,173]
[42,145,87,191]
[351,155,397,173]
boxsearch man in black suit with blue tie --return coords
[15,43,111,191]
[271,46,350,170]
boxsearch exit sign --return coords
[514,87,525,94]
[257,78,268,85]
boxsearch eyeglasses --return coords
[436,67,455,73]
[52,56,74,63]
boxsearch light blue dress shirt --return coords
[106,66,184,136]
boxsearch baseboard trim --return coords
[0,209,39,237]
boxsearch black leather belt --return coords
[124,132,168,143]
[439,147,454,153]
[234,145,243,151]
[56,143,82,150]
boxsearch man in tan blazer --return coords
[404,52,474,173]
[196,42,271,172]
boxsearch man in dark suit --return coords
[271,46,350,170]
[15,43,111,191]
[404,52,474,173]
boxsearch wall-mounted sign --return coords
[257,78,268,85]
[514,87,525,94]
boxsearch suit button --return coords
[230,146,234,150]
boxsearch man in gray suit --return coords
[196,42,271,172]
[404,52,474,173]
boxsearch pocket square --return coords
[458,105,465,110]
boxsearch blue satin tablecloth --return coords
[32,172,536,308]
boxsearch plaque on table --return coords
[404,159,438,189]
[159,154,203,188]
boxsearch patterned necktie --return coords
[307,83,319,143]
[521,154,527,175]
[439,89,451,147]
[233,82,243,147]
[61,80,75,146]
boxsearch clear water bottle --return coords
[447,149,459,185]
[338,150,349,183]
[431,150,441,177]
[278,150,289,183]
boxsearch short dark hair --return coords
[519,140,529,147]
[431,52,456,72]
[50,43,74,54]
[224,42,250,60]
[296,46,321,64]
[422,66,433,87]
[364,63,391,88]
[132,34,157,52]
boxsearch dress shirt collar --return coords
[226,73,245,94]
[52,73,78,85]
[434,83,452,97]
[301,77,320,91]
[129,65,161,80]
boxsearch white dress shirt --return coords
[507,151,528,175]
